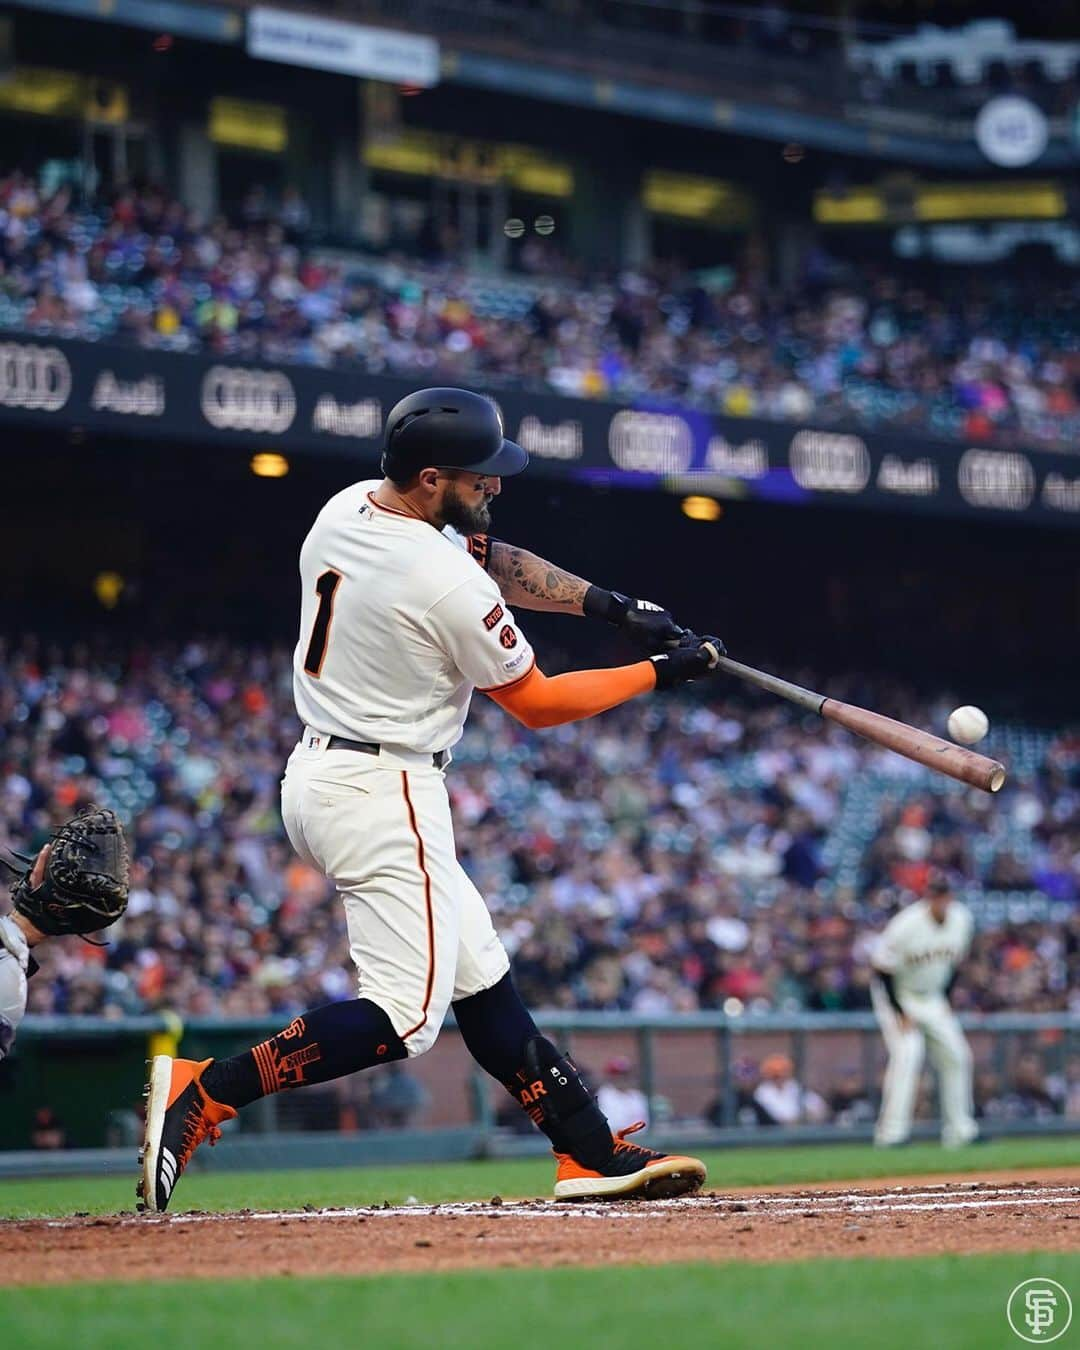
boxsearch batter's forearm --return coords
[488,662,657,728]
[486,541,591,614]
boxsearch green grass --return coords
[4,1254,1079,1350]
[1,1135,1076,1220]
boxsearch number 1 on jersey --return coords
[303,569,342,677]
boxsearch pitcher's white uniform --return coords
[870,898,976,1147]
[282,481,535,1054]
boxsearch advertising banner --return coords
[247,7,440,86]
[1,336,1077,525]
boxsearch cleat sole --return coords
[139,1055,174,1214]
[554,1156,706,1202]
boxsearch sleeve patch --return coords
[483,603,504,631]
[499,624,518,650]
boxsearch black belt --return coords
[327,735,448,769]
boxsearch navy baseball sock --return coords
[202,998,406,1109]
[452,972,541,1082]
[453,974,613,1162]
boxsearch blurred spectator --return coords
[974,1068,1004,1121]
[1046,1054,1080,1120]
[827,1068,876,1128]
[368,1062,430,1129]
[596,1056,650,1132]
[1,169,1078,451]
[706,1055,770,1127]
[1,636,1075,1021]
[977,1052,1060,1121]
[752,1053,829,1125]
[30,1106,67,1149]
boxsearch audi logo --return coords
[958,448,1035,511]
[200,366,296,434]
[789,429,871,493]
[0,342,72,412]
[608,410,694,473]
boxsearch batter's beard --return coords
[440,482,492,534]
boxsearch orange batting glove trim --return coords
[486,660,657,729]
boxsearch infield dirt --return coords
[4,1169,1079,1285]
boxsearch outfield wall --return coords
[1,1013,1075,1171]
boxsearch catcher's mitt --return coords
[4,805,130,938]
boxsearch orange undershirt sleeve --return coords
[484,660,657,729]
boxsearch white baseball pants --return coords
[872,984,977,1147]
[281,732,510,1056]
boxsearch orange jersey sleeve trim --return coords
[486,660,657,729]
[477,656,537,694]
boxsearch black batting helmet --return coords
[380,387,528,481]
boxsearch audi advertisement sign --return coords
[0,341,73,412]
[0,335,1077,526]
[200,365,297,434]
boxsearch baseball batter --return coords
[141,386,724,1211]
[870,875,977,1148]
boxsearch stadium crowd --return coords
[1,171,1078,451]
[1,636,1076,1032]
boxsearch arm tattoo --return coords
[488,541,590,613]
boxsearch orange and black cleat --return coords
[552,1122,706,1200]
[138,1057,236,1213]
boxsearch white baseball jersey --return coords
[293,480,535,753]
[872,900,973,998]
[871,898,978,1147]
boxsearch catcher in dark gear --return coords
[0,805,130,1059]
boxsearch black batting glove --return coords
[583,586,685,655]
[650,632,726,690]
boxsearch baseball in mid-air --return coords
[947,705,990,745]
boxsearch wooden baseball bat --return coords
[700,648,1006,794]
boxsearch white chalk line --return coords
[712,1185,1080,1206]
[716,1185,1080,1208]
[31,1184,1080,1229]
[761,1196,1080,1218]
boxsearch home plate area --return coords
[5,1173,1079,1284]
